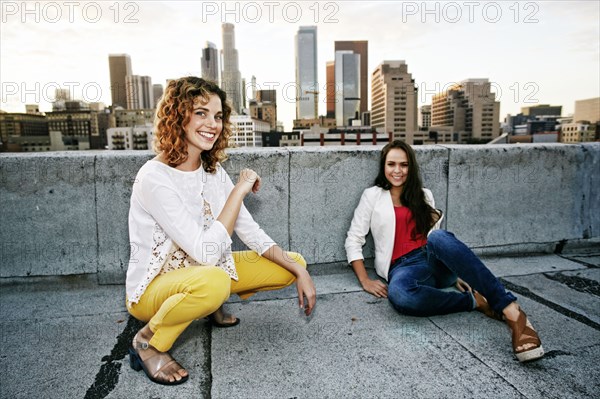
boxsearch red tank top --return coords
[391,206,427,263]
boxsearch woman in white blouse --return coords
[125,76,316,385]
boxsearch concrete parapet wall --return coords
[1,143,598,283]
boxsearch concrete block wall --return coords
[1,143,598,283]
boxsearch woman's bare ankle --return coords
[502,301,520,321]
[133,324,155,349]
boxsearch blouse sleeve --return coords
[345,189,375,264]
[222,168,276,255]
[138,170,232,266]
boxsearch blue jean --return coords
[387,230,517,317]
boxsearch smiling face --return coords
[182,94,223,158]
[384,148,409,189]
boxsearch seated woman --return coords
[125,76,316,385]
[345,140,544,363]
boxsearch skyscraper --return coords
[431,79,500,141]
[295,26,318,120]
[371,61,418,140]
[420,105,431,129]
[108,54,132,108]
[220,23,242,114]
[325,61,335,118]
[335,41,368,114]
[335,51,361,127]
[201,41,219,83]
[153,84,164,108]
[126,75,153,109]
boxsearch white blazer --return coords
[345,186,443,281]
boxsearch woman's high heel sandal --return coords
[207,307,240,328]
[129,338,189,385]
[505,308,545,362]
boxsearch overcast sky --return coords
[1,1,598,130]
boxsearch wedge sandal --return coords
[506,308,545,362]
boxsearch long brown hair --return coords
[152,76,231,173]
[375,140,439,238]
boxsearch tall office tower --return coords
[335,41,368,114]
[108,54,132,108]
[241,77,247,110]
[335,51,361,127]
[221,23,242,114]
[126,75,153,109]
[420,105,431,128]
[250,76,257,101]
[326,61,335,118]
[295,26,318,119]
[201,41,219,83]
[371,61,418,140]
[152,84,164,108]
[431,79,500,141]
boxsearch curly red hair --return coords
[152,76,232,173]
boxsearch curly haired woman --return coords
[125,77,316,385]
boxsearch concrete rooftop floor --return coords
[1,252,599,399]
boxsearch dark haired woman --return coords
[345,140,544,362]
[125,77,316,385]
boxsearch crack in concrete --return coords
[557,254,600,269]
[499,278,600,331]
[542,350,573,360]
[84,316,143,399]
[542,272,600,297]
[205,325,213,399]
[427,317,526,398]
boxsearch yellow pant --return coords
[126,251,306,351]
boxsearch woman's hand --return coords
[236,168,261,195]
[295,269,316,316]
[260,246,316,317]
[361,278,388,298]
[455,277,472,293]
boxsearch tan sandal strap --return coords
[138,350,184,381]
[152,359,178,380]
[507,309,541,351]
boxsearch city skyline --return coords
[1,1,599,131]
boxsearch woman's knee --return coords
[388,282,424,316]
[273,252,305,288]
[428,229,453,243]
[427,230,459,251]
[188,266,231,301]
[286,252,307,269]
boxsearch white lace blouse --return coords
[125,160,275,304]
